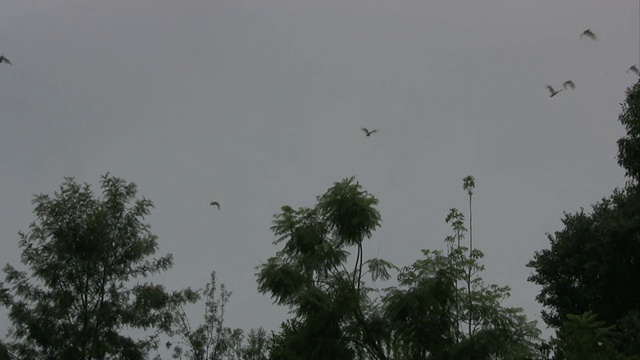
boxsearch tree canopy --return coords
[0,174,197,360]
[168,270,270,360]
[259,176,542,360]
[617,80,640,182]
[528,79,640,358]
[11,79,640,358]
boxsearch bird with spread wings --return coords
[0,55,11,65]
[562,80,575,90]
[361,127,378,137]
[580,29,596,40]
[546,80,575,98]
[209,197,221,210]
[546,85,563,98]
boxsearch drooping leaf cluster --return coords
[551,311,624,360]
[257,176,390,360]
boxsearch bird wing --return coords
[546,85,555,94]
[627,66,639,74]
[361,127,369,134]
[370,129,378,134]
[581,30,596,40]
[209,196,220,208]
[563,81,575,90]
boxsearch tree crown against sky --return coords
[259,176,542,360]
[528,79,640,358]
[0,173,197,360]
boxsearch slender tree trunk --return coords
[357,243,363,290]
[467,191,473,357]
[469,195,473,256]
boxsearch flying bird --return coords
[562,80,575,90]
[210,201,220,210]
[0,55,11,65]
[546,85,563,98]
[580,29,596,40]
[627,65,639,75]
[361,127,378,137]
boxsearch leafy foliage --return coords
[383,208,541,360]
[552,311,623,360]
[267,317,356,360]
[260,175,541,360]
[527,81,640,331]
[528,78,640,359]
[240,328,269,360]
[617,79,640,181]
[383,250,459,359]
[168,271,269,360]
[0,174,196,360]
[257,176,389,360]
[527,187,640,330]
[0,339,12,360]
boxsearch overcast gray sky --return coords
[1,0,638,351]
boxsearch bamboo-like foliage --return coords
[257,177,391,360]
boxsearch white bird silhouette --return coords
[627,65,639,75]
[546,85,563,98]
[580,29,596,40]
[0,55,11,65]
[361,127,378,137]
[562,80,575,90]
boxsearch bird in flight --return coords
[0,55,11,65]
[546,85,563,98]
[361,127,378,137]
[580,29,596,40]
[210,201,220,210]
[627,65,639,75]
[562,80,575,90]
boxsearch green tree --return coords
[256,176,393,360]
[168,271,269,360]
[0,174,196,360]
[617,310,640,358]
[527,79,640,357]
[240,328,269,360]
[384,207,541,359]
[552,311,622,360]
[527,188,640,329]
[617,80,640,182]
[0,339,14,360]
[259,175,541,359]
[462,175,476,344]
